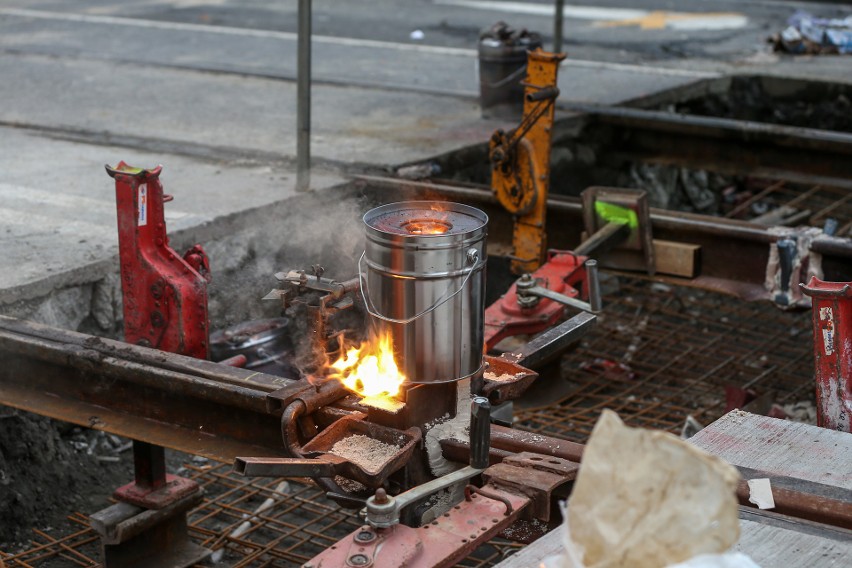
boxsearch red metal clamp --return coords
[484,250,588,350]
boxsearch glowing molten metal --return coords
[327,333,406,400]
[402,218,451,235]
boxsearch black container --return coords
[478,22,542,120]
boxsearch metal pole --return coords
[297,0,312,192]
[554,0,565,53]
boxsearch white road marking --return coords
[434,0,748,31]
[0,7,715,78]
[0,8,475,57]
[435,0,646,20]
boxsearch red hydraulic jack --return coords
[801,277,852,432]
[89,163,212,567]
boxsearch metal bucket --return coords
[361,201,488,384]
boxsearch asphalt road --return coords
[3,0,851,65]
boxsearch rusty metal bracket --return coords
[482,463,565,520]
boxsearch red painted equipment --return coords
[801,277,852,432]
[95,163,212,568]
[484,251,588,350]
[309,486,529,568]
[107,162,210,358]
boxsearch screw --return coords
[355,529,375,543]
[347,554,369,566]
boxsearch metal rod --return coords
[554,0,565,53]
[586,259,602,312]
[470,397,492,469]
[574,221,630,257]
[296,0,312,192]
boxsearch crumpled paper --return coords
[557,410,743,568]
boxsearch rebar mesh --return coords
[0,463,523,567]
[514,276,814,442]
[723,180,852,234]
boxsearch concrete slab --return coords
[0,126,345,304]
[0,53,502,166]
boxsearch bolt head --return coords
[373,488,388,504]
[347,553,370,566]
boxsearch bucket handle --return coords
[358,249,479,325]
[480,64,527,89]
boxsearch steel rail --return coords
[562,103,852,191]
[354,175,852,295]
[0,316,292,463]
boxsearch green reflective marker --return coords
[595,201,638,229]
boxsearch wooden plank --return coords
[495,515,852,568]
[493,528,563,568]
[599,239,701,278]
[736,518,852,567]
[652,239,701,278]
[691,410,852,490]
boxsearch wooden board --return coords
[736,516,851,567]
[651,239,701,278]
[494,513,852,567]
[691,410,852,490]
[600,239,701,278]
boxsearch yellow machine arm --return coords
[489,49,565,274]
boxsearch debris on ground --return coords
[770,11,852,55]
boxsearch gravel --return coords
[329,434,400,472]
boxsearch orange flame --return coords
[327,332,406,399]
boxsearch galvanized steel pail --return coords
[361,201,488,384]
